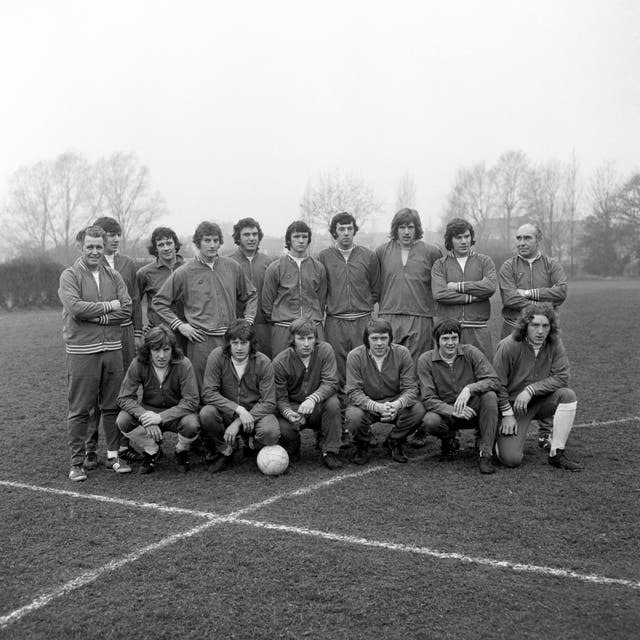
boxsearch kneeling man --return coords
[200,320,280,472]
[493,302,582,471]
[273,318,343,470]
[117,326,200,474]
[417,319,500,474]
[345,318,425,465]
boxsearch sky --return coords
[1,0,639,242]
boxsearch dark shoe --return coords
[209,452,234,473]
[139,449,162,474]
[322,452,343,470]
[384,438,408,463]
[408,426,429,448]
[339,428,352,449]
[174,449,190,473]
[548,449,583,471]
[285,445,300,463]
[204,449,218,464]
[106,456,132,474]
[118,446,145,463]
[478,452,496,474]
[440,436,460,461]
[83,451,99,471]
[538,434,551,451]
[352,444,369,465]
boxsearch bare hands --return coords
[110,299,122,311]
[224,421,241,446]
[297,398,316,416]
[453,387,471,416]
[513,390,532,415]
[236,406,255,432]
[178,323,206,343]
[500,415,518,435]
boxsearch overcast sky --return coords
[1,0,639,240]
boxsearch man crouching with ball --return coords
[493,302,583,471]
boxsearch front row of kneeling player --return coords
[83,301,582,480]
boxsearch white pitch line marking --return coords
[231,518,640,591]
[0,519,219,629]
[573,416,639,429]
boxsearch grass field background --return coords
[1,279,639,639]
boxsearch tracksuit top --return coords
[376,240,442,317]
[261,254,327,325]
[493,335,570,415]
[229,249,274,325]
[58,258,132,355]
[318,245,380,318]
[498,253,568,327]
[431,251,497,327]
[136,255,186,331]
[117,356,200,424]
[272,342,340,418]
[201,348,276,421]
[346,343,419,412]
[109,253,143,337]
[417,344,501,417]
[153,255,257,336]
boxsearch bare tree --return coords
[95,152,166,253]
[299,170,382,232]
[562,152,581,276]
[444,163,496,237]
[492,150,529,243]
[395,172,417,211]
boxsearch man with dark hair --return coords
[83,216,144,469]
[153,221,257,387]
[136,226,186,350]
[417,319,500,474]
[375,208,442,364]
[272,318,343,470]
[345,318,425,465]
[58,225,132,481]
[199,320,280,473]
[431,218,497,359]
[319,212,380,390]
[493,303,582,471]
[116,326,200,474]
[498,222,568,449]
[262,220,327,356]
[229,217,274,357]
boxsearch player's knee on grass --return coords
[557,388,577,404]
[496,439,523,468]
[178,414,200,439]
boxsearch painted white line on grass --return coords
[0,480,220,519]
[0,519,219,630]
[573,416,639,429]
[227,465,388,518]
[231,518,640,591]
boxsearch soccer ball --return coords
[257,445,289,476]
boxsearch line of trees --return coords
[2,151,166,263]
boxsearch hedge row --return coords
[0,258,64,310]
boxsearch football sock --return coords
[550,401,577,456]
[107,450,119,459]
[176,433,197,452]
[124,426,159,455]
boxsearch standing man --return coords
[417,319,500,474]
[199,320,280,473]
[493,303,582,471]
[136,226,186,351]
[345,318,425,465]
[116,326,200,474]
[262,220,327,357]
[229,217,274,357]
[83,216,144,469]
[498,222,568,448]
[58,225,132,481]
[318,212,380,390]
[375,208,442,364]
[431,218,497,359]
[153,221,257,387]
[272,319,343,470]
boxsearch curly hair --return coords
[137,326,183,365]
[389,208,423,240]
[444,218,475,251]
[285,220,312,249]
[329,212,358,238]
[363,317,393,348]
[513,302,559,344]
[193,221,223,248]
[232,217,264,245]
[223,320,257,357]
[147,226,182,257]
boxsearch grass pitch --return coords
[1,280,639,639]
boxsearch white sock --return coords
[125,426,159,456]
[550,401,577,456]
[176,433,197,453]
[107,449,119,459]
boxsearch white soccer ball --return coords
[257,445,289,476]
